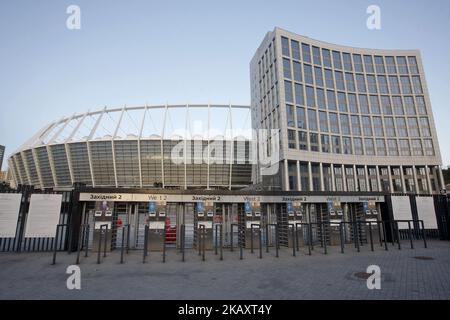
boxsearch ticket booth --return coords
[147,201,166,251]
[328,200,343,246]
[287,201,303,247]
[245,201,261,248]
[195,201,214,250]
[92,201,113,252]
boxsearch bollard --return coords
[202,227,206,262]
[382,221,388,251]
[250,224,255,254]
[181,224,185,262]
[162,223,166,263]
[214,224,219,255]
[275,224,279,258]
[407,221,414,249]
[368,222,374,252]
[259,227,262,259]
[389,221,395,246]
[377,221,383,247]
[76,224,87,265]
[239,225,243,260]
[291,225,296,257]
[265,224,269,253]
[308,223,314,251]
[84,224,90,258]
[420,220,427,248]
[97,225,103,264]
[143,225,149,263]
[354,222,360,253]
[339,222,344,254]
[126,224,130,254]
[103,224,108,258]
[395,222,401,250]
[52,225,61,265]
[120,226,126,264]
[295,223,299,252]
[220,224,223,261]
[321,223,327,254]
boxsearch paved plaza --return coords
[1,240,450,300]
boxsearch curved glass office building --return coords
[8,105,253,190]
[251,28,445,194]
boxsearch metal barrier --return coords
[97,224,109,264]
[230,223,238,252]
[51,223,69,265]
[180,224,185,262]
[266,224,279,258]
[214,224,223,260]
[120,224,130,264]
[75,224,90,264]
[250,224,262,259]
[383,219,427,249]
[294,222,312,255]
[288,224,296,257]
[198,225,206,261]
[143,225,149,263]
[309,222,328,254]
[162,223,166,263]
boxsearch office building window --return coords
[298,131,307,150]
[302,43,311,63]
[291,40,300,60]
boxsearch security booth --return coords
[244,200,261,249]
[147,201,166,251]
[194,201,214,250]
[92,201,113,252]
[328,200,343,246]
[287,201,303,248]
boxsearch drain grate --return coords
[413,256,434,261]
[353,272,372,280]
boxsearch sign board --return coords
[149,221,165,230]
[0,193,22,237]
[196,201,205,213]
[80,193,385,204]
[287,201,294,213]
[244,201,252,214]
[25,194,62,238]
[416,196,437,229]
[94,221,112,230]
[148,201,156,213]
[391,196,412,229]
[246,221,260,228]
[198,221,212,229]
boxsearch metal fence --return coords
[0,185,73,253]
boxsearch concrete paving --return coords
[1,240,450,299]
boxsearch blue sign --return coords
[327,202,333,211]
[196,201,205,213]
[363,202,369,211]
[287,201,294,213]
[244,201,252,213]
[148,201,156,213]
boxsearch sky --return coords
[1,0,450,167]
